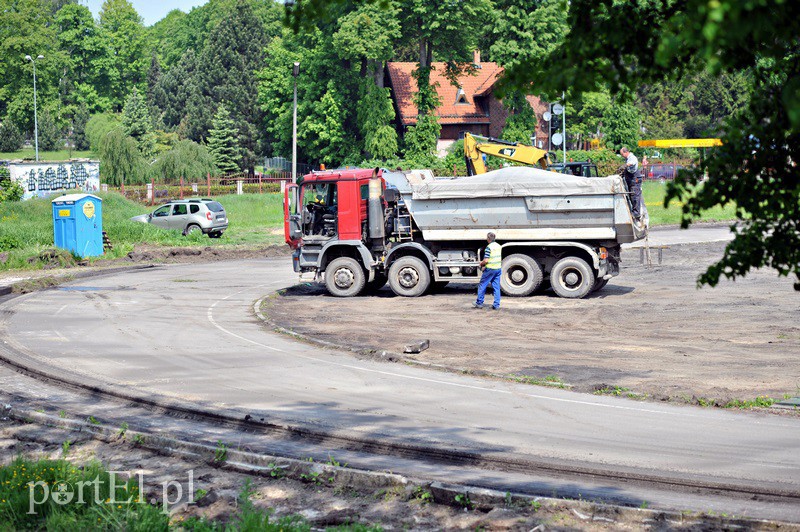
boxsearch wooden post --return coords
[180,176,184,199]
[258,173,262,194]
[207,173,211,197]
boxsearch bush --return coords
[0,180,24,202]
[0,118,24,152]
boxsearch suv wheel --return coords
[185,224,202,236]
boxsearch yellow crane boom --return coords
[463,133,550,176]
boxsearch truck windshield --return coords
[303,183,336,208]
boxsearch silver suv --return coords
[131,198,228,238]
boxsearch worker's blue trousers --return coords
[476,268,502,309]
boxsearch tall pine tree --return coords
[207,105,240,173]
[195,0,267,171]
[121,88,156,157]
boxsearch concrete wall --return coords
[8,160,100,200]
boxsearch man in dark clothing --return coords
[620,146,642,219]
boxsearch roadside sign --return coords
[542,111,552,122]
[552,133,563,146]
[552,103,564,115]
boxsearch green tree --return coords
[602,101,639,152]
[98,0,149,110]
[153,139,217,180]
[146,53,162,126]
[152,49,199,131]
[85,112,122,152]
[207,105,239,173]
[332,1,401,86]
[358,82,398,160]
[488,0,568,70]
[55,3,110,113]
[121,88,155,157]
[501,92,538,144]
[0,118,24,152]
[37,109,62,151]
[195,0,268,170]
[0,0,64,132]
[97,128,146,185]
[566,90,613,147]
[303,85,347,165]
[71,104,91,150]
[520,0,800,289]
[398,0,494,158]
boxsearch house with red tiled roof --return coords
[386,52,550,155]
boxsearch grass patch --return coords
[507,374,568,389]
[723,396,776,409]
[593,386,648,400]
[0,191,285,271]
[0,457,167,530]
[643,181,737,225]
[0,148,94,161]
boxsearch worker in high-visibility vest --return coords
[473,232,502,310]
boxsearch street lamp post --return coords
[292,62,300,183]
[25,54,44,162]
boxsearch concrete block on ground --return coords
[404,339,429,354]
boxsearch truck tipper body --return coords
[284,166,647,299]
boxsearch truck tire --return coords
[592,278,609,292]
[550,256,595,299]
[324,257,366,297]
[500,254,543,297]
[388,256,431,297]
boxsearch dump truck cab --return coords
[285,168,384,295]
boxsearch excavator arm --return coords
[464,132,551,176]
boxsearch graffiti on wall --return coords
[7,161,101,200]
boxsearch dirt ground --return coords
[268,242,800,406]
[0,417,679,531]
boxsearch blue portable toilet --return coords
[52,194,103,258]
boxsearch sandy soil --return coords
[268,242,800,405]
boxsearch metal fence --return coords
[264,157,316,176]
[107,172,291,205]
[641,163,689,180]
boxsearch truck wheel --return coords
[592,278,609,292]
[388,256,430,297]
[324,257,366,297]
[500,254,543,297]
[550,256,595,299]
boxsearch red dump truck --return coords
[284,167,646,299]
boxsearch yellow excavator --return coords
[463,132,552,176]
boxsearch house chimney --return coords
[473,50,481,68]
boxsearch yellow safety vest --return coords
[485,242,502,270]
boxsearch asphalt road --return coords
[2,224,799,521]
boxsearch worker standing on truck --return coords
[474,232,502,310]
[620,147,642,220]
